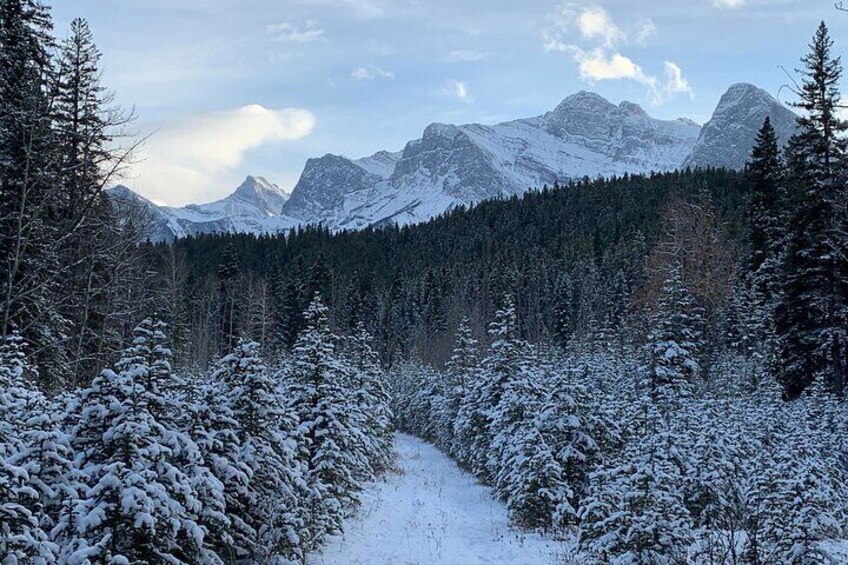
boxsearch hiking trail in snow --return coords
[307,433,568,565]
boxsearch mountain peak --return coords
[552,90,615,114]
[235,175,286,197]
[121,82,796,241]
[618,100,648,117]
[724,82,766,97]
[683,83,797,170]
[230,175,289,214]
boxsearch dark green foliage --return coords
[746,116,784,281]
[776,22,848,399]
[153,169,751,368]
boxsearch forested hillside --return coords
[1,0,848,562]
[156,167,749,371]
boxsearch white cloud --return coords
[663,61,694,98]
[572,48,655,84]
[267,20,326,43]
[576,6,625,47]
[132,105,315,205]
[712,0,745,8]
[443,79,471,101]
[543,3,693,104]
[444,50,489,63]
[351,64,395,81]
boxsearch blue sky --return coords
[52,0,846,206]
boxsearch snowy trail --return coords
[307,433,568,565]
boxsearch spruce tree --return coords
[777,21,848,398]
[185,376,254,561]
[217,243,240,352]
[342,321,394,475]
[287,294,365,547]
[69,322,205,564]
[0,332,56,563]
[747,116,785,293]
[0,0,65,379]
[54,18,130,384]
[213,338,305,561]
[645,262,701,402]
[454,296,534,481]
[438,318,478,456]
[579,428,694,564]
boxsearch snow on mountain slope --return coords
[108,175,297,242]
[282,91,702,231]
[111,83,796,240]
[683,83,797,170]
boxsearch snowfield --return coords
[307,433,568,565]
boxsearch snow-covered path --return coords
[307,433,568,565]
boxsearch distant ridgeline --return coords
[149,167,750,369]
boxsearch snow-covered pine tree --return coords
[777,21,848,398]
[0,333,56,563]
[0,0,66,384]
[10,400,79,548]
[761,403,846,564]
[537,377,606,527]
[645,262,701,403]
[68,321,206,564]
[342,321,394,475]
[454,296,534,481]
[184,375,253,561]
[287,294,367,548]
[579,427,694,564]
[438,318,478,457]
[213,337,305,561]
[488,363,572,531]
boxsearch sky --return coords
[52,0,848,207]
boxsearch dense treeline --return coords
[155,168,749,374]
[392,302,848,563]
[0,0,151,389]
[1,295,394,563]
[392,21,848,563]
[0,1,396,563]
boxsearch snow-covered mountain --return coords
[683,83,797,170]
[282,91,701,230]
[108,175,294,242]
[112,83,796,240]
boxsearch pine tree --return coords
[53,17,129,385]
[213,338,305,561]
[69,322,206,564]
[0,332,56,563]
[217,243,240,352]
[454,296,534,481]
[645,262,701,402]
[747,117,786,302]
[438,318,478,456]
[342,321,394,475]
[287,294,365,547]
[579,429,694,564]
[0,0,65,380]
[777,21,848,398]
[53,18,117,228]
[185,376,253,561]
[488,365,572,530]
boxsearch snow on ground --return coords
[307,433,569,565]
